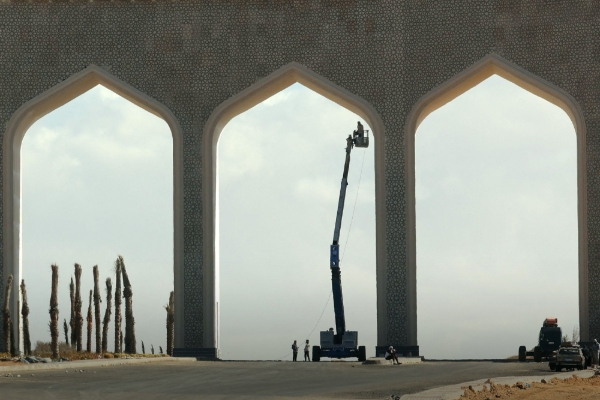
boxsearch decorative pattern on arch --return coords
[2,65,185,351]
[201,61,387,352]
[404,53,588,342]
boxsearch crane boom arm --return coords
[329,135,354,340]
[333,135,354,244]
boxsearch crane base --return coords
[312,345,366,361]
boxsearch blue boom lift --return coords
[312,122,369,362]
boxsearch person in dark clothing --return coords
[385,346,401,365]
[304,340,311,361]
[353,121,365,138]
[292,340,299,362]
[357,121,364,137]
[582,345,592,368]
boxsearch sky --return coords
[20,74,578,360]
[22,87,174,354]
[415,75,577,359]
[218,85,376,360]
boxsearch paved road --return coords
[0,360,565,399]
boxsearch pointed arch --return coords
[2,65,184,351]
[202,62,387,351]
[404,53,588,343]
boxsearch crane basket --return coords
[353,129,369,148]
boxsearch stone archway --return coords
[200,62,386,356]
[404,54,588,342]
[3,65,184,351]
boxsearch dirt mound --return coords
[461,374,600,399]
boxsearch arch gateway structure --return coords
[0,1,598,357]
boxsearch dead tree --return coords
[102,277,112,353]
[63,319,69,346]
[69,277,75,347]
[121,256,136,354]
[165,291,174,356]
[9,324,15,356]
[49,265,59,360]
[93,266,102,353]
[2,275,13,353]
[74,264,83,351]
[86,290,92,353]
[114,258,122,354]
[20,279,32,356]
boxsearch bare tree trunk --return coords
[69,277,75,348]
[114,258,122,354]
[50,265,59,360]
[102,277,112,353]
[9,322,15,356]
[74,264,83,352]
[86,290,92,353]
[93,266,101,353]
[63,319,69,346]
[20,279,31,356]
[3,275,13,353]
[121,256,136,354]
[165,291,174,356]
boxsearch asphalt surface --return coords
[0,360,567,399]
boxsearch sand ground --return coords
[461,374,600,399]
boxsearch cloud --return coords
[261,88,296,107]
[217,129,265,181]
[294,177,340,204]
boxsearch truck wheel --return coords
[549,362,556,371]
[577,363,584,370]
[555,366,562,372]
[518,346,526,362]
[358,346,366,362]
[534,346,542,362]
[312,346,321,362]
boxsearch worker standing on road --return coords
[304,340,311,361]
[292,340,299,362]
[593,339,600,367]
[583,345,592,368]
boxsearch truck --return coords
[312,123,368,363]
[518,317,562,362]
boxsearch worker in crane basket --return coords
[354,121,364,138]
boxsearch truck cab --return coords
[538,325,562,354]
[518,317,563,362]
